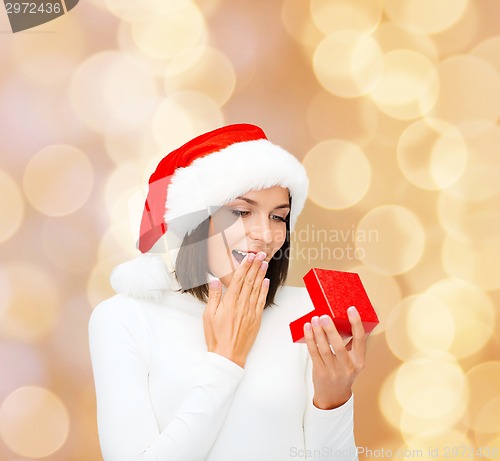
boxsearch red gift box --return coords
[289,268,379,343]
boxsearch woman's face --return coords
[207,186,290,287]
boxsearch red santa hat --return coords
[111,123,309,299]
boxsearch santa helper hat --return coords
[111,123,309,300]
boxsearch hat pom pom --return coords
[110,253,179,301]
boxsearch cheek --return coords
[271,226,287,250]
[209,214,245,246]
[207,232,224,256]
[207,233,235,278]
[222,219,248,246]
[207,216,245,255]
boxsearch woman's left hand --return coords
[304,306,369,410]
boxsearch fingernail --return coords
[260,260,268,271]
[209,279,221,289]
[263,278,270,288]
[312,316,320,327]
[320,315,331,326]
[347,306,359,319]
[304,322,312,332]
[256,251,266,261]
[247,253,255,262]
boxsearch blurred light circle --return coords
[163,45,206,77]
[281,0,323,50]
[72,384,107,456]
[126,188,149,244]
[394,353,467,420]
[378,369,401,430]
[0,78,86,160]
[104,97,161,165]
[98,222,138,262]
[104,162,145,219]
[41,215,97,274]
[306,91,379,146]
[464,362,500,433]
[379,366,467,441]
[23,145,94,217]
[69,51,157,133]
[165,47,236,107]
[116,21,170,78]
[168,92,225,137]
[430,56,500,124]
[0,170,24,244]
[104,0,178,22]
[313,31,384,98]
[350,265,402,336]
[105,128,158,165]
[11,14,86,87]
[0,386,69,458]
[131,3,205,60]
[374,22,438,61]
[106,96,159,136]
[370,49,439,120]
[0,262,60,342]
[474,396,500,434]
[303,140,371,209]
[385,295,450,361]
[0,343,47,400]
[0,267,9,319]
[50,295,99,378]
[397,119,467,190]
[204,7,259,89]
[151,97,196,151]
[403,429,472,461]
[442,236,500,291]
[310,0,383,35]
[399,408,466,442]
[431,0,479,57]
[437,191,500,244]
[426,279,495,358]
[87,259,121,308]
[406,294,455,353]
[444,122,500,202]
[356,205,426,275]
[471,36,500,76]
[384,0,468,35]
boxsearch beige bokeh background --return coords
[1,0,499,460]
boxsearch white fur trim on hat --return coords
[164,138,309,238]
[110,254,181,301]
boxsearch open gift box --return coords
[289,268,379,343]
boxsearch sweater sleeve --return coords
[88,297,245,461]
[303,353,359,461]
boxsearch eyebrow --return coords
[234,196,291,210]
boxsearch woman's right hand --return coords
[203,252,270,368]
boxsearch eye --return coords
[231,209,250,218]
[271,214,287,223]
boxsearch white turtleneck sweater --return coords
[88,284,359,461]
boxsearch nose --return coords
[248,214,273,245]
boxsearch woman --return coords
[89,124,367,461]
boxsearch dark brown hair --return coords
[174,198,292,308]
